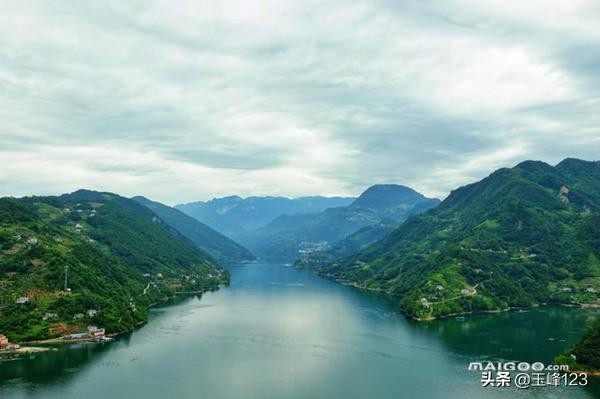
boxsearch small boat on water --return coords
[456,316,466,321]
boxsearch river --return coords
[1,261,599,398]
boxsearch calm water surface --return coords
[1,261,599,399]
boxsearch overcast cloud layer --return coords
[1,0,599,204]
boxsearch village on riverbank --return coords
[1,324,112,356]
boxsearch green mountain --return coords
[248,185,440,260]
[351,184,432,211]
[317,159,600,320]
[133,196,254,263]
[295,219,401,268]
[175,195,355,243]
[0,190,227,342]
[556,320,600,372]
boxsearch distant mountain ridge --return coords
[316,158,600,320]
[133,196,254,263]
[247,184,441,259]
[175,195,355,243]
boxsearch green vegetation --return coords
[0,190,228,342]
[133,196,254,263]
[176,195,355,245]
[316,159,600,320]
[295,220,400,268]
[556,319,600,371]
[250,185,440,260]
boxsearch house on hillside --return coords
[88,326,105,337]
[0,334,9,349]
[87,309,98,317]
[43,312,58,320]
[16,296,29,304]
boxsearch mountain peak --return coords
[351,184,427,210]
[556,158,600,174]
[513,160,554,173]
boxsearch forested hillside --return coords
[133,196,254,263]
[0,190,227,342]
[317,159,600,320]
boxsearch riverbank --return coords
[18,287,223,346]
[325,273,600,321]
[0,346,56,356]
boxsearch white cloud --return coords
[0,0,599,203]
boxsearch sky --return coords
[1,0,599,205]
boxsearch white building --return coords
[43,312,58,320]
[16,297,30,304]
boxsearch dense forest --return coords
[0,190,228,342]
[133,196,254,263]
[315,159,600,320]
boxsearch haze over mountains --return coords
[247,185,440,259]
[177,185,440,260]
[175,196,354,244]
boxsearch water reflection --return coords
[1,262,598,399]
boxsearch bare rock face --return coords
[559,185,570,203]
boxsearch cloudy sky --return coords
[1,0,599,204]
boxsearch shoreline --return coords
[18,286,222,346]
[0,346,56,356]
[317,273,600,321]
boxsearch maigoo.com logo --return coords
[468,362,587,389]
